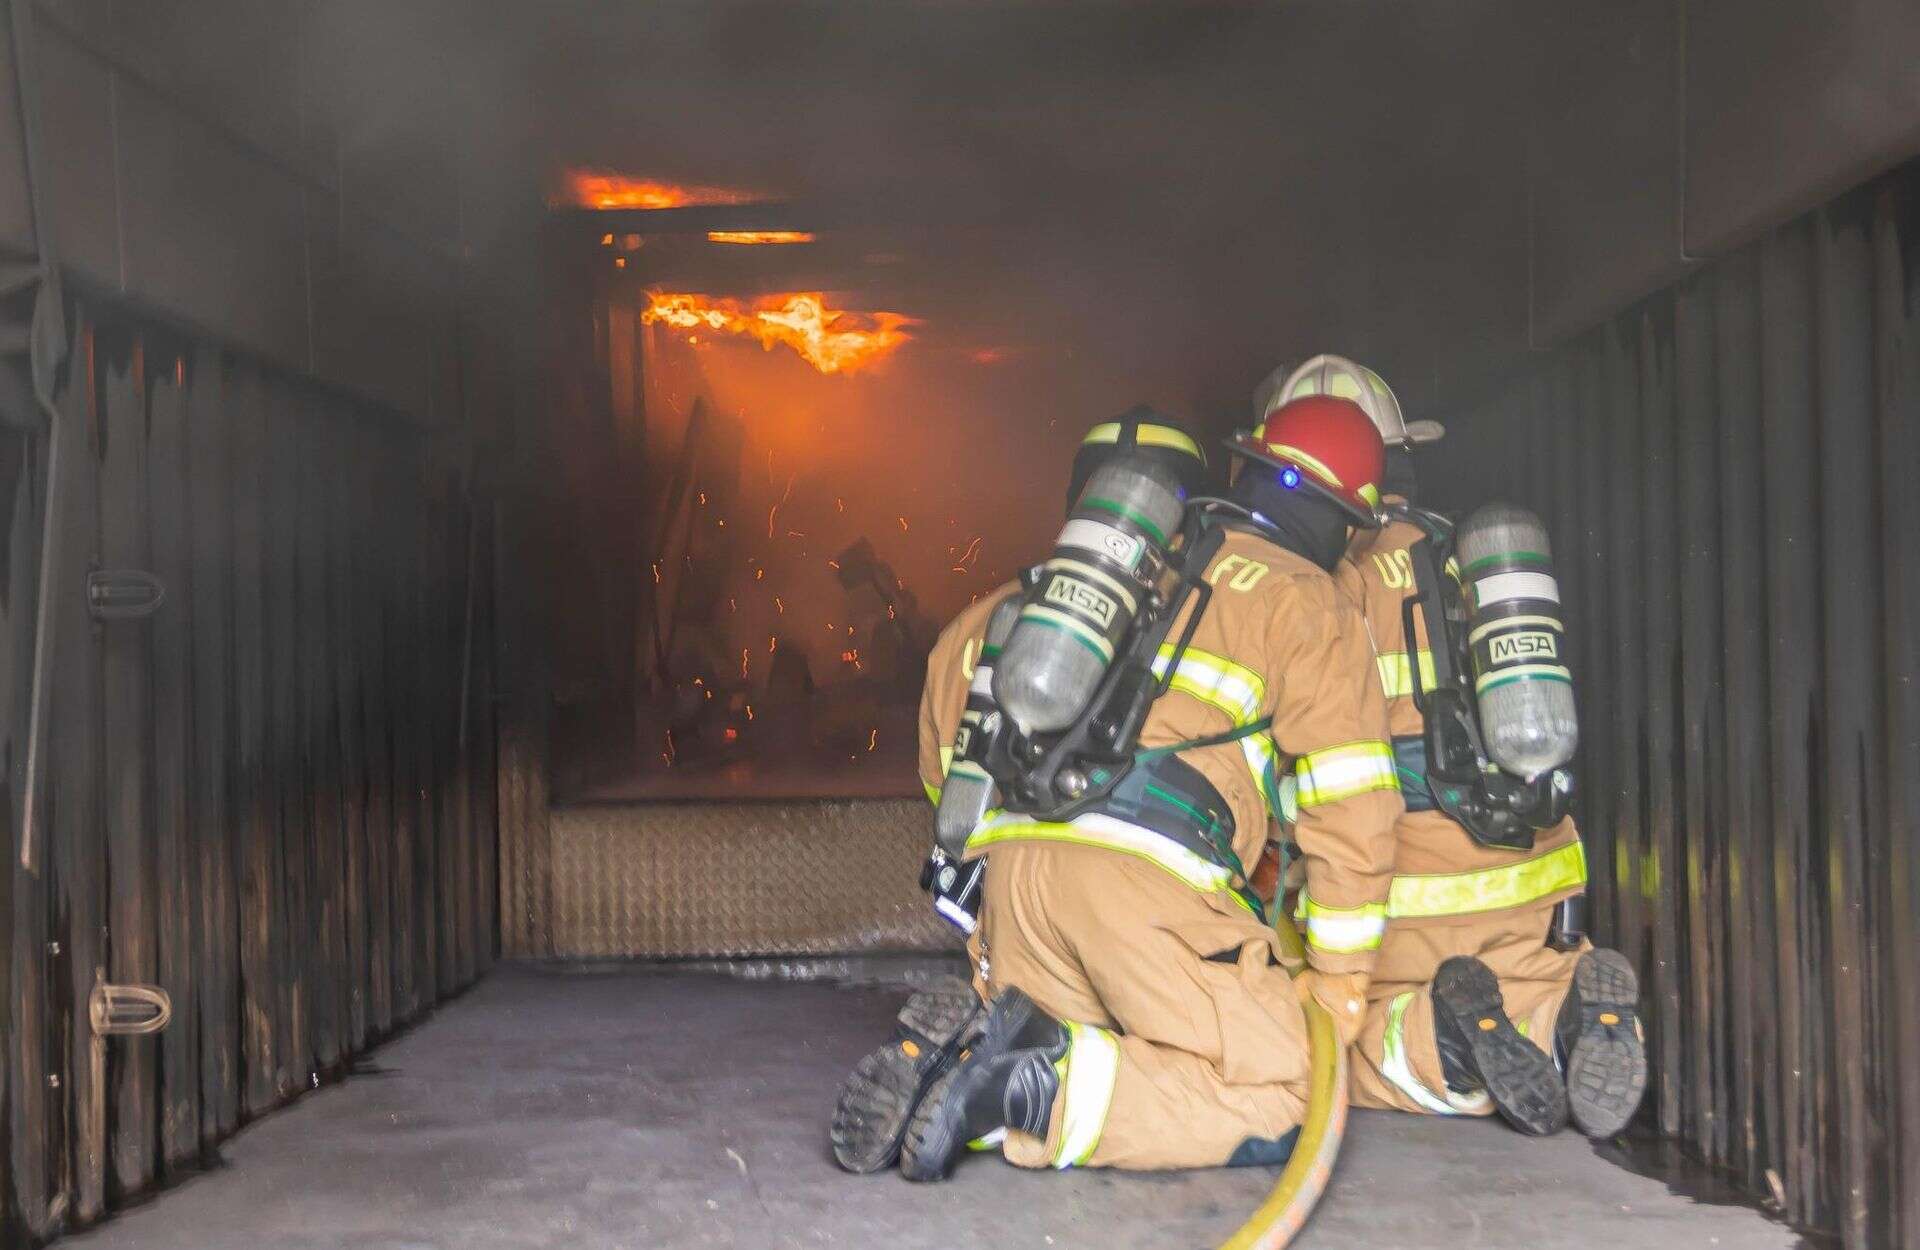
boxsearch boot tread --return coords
[830,987,982,1174]
[1566,950,1648,1139]
[1433,956,1568,1137]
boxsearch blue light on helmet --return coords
[1280,466,1300,489]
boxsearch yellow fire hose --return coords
[1216,909,1350,1250]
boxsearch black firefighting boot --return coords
[1431,956,1569,1135]
[1555,948,1648,1138]
[899,988,1067,1182]
[830,985,986,1173]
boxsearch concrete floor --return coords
[72,964,1800,1250]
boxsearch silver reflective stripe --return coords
[1301,902,1387,954]
[1380,991,1488,1116]
[1149,644,1281,812]
[965,811,1235,894]
[1052,1021,1119,1167]
[1473,569,1559,606]
[1056,518,1146,573]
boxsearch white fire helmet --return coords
[1251,361,1296,425]
[1271,353,1444,446]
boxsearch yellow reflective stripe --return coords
[1300,896,1387,953]
[1266,441,1342,488]
[1374,649,1437,700]
[1134,424,1205,462]
[1388,839,1587,919]
[1294,740,1397,808]
[1150,644,1279,810]
[1053,1022,1118,1168]
[938,744,955,776]
[923,780,941,805]
[1381,991,1487,1115]
[1152,644,1266,715]
[1081,421,1206,464]
[965,812,1242,899]
[1300,840,1586,926]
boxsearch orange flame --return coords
[560,170,762,210]
[642,291,914,374]
[707,230,817,245]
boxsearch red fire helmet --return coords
[1226,394,1386,526]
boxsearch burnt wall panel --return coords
[97,334,155,1199]
[1441,161,1920,1248]
[146,356,197,1171]
[0,295,499,1242]
[184,342,238,1149]
[1874,188,1920,1248]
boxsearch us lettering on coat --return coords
[1209,554,1271,592]
[1372,549,1414,590]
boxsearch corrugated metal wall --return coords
[1429,168,1920,1249]
[0,300,497,1244]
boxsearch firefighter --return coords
[830,407,1213,1174]
[1275,353,1647,1137]
[899,396,1403,1179]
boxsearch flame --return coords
[707,230,817,245]
[560,170,761,210]
[642,291,914,374]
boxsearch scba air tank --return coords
[993,457,1186,734]
[934,596,1022,858]
[1455,501,1578,779]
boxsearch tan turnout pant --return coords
[977,842,1311,1170]
[1350,902,1582,1114]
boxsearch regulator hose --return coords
[1216,911,1350,1250]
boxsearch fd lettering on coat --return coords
[1045,574,1118,627]
[1489,630,1557,662]
[1209,554,1271,592]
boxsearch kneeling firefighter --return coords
[1273,354,1647,1136]
[899,395,1403,1180]
[829,408,1213,1175]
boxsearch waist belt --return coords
[1392,734,1437,812]
[966,755,1262,918]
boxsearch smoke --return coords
[295,0,1541,417]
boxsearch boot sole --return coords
[1433,957,1568,1136]
[899,990,1043,1182]
[1565,949,1648,1138]
[829,986,983,1174]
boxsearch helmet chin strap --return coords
[1229,469,1351,571]
[1383,445,1419,502]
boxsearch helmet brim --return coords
[1223,433,1382,528]
[1403,419,1446,445]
